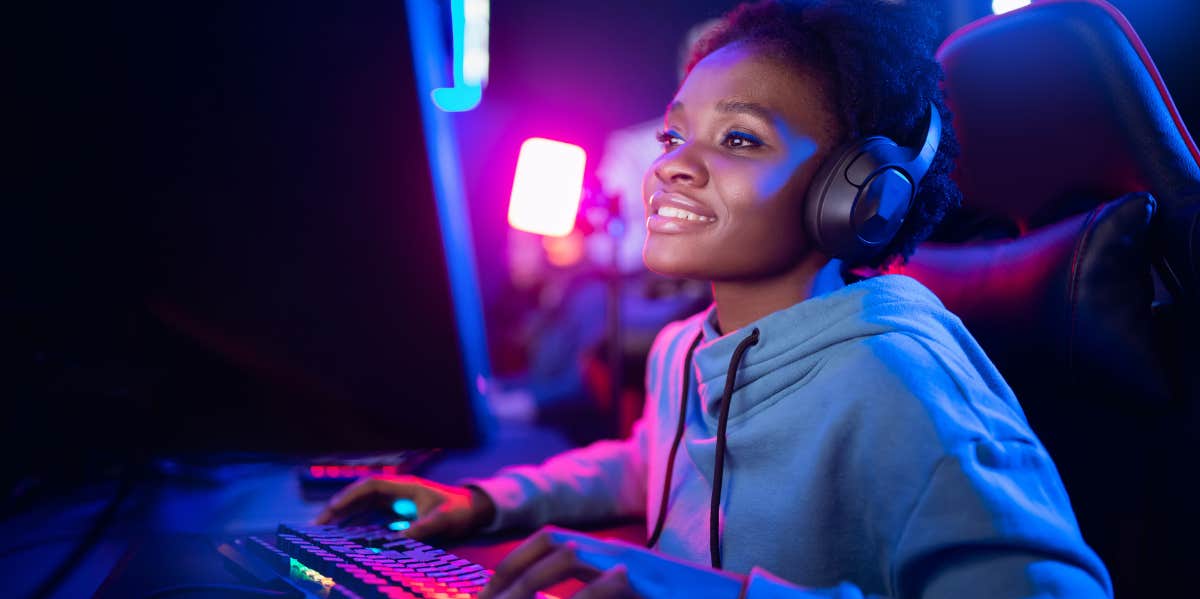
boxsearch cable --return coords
[28,464,135,599]
[143,583,291,598]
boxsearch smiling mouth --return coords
[646,191,718,234]
[646,206,717,235]
[654,205,716,222]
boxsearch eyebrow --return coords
[716,99,775,122]
[664,100,775,123]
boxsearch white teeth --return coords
[656,206,714,222]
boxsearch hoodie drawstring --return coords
[646,332,703,550]
[710,328,759,569]
[645,327,761,571]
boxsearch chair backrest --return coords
[883,2,1200,595]
[937,0,1199,300]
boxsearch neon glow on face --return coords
[642,44,833,281]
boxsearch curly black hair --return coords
[689,0,962,268]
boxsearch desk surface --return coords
[4,423,641,598]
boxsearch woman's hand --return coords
[478,526,746,599]
[313,475,496,541]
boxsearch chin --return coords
[643,237,710,280]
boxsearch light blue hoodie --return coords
[472,265,1112,598]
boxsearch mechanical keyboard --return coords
[221,523,524,599]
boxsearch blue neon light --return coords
[407,0,497,441]
[430,0,487,112]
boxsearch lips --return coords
[647,191,718,234]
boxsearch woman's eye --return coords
[723,131,763,149]
[655,130,683,151]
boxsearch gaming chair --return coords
[883,1,1199,594]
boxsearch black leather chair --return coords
[881,1,1199,594]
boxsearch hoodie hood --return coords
[691,261,964,426]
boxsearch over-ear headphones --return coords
[803,101,942,264]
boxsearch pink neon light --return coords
[508,138,587,237]
[310,465,325,478]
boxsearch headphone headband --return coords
[905,100,942,183]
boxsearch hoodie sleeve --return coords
[738,440,1111,598]
[465,418,650,532]
[739,390,1111,599]
[465,315,701,533]
[885,439,1111,598]
[736,326,1111,599]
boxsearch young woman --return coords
[318,1,1111,596]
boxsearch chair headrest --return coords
[937,0,1199,298]
[886,192,1167,405]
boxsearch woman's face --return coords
[642,43,838,280]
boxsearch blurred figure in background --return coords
[488,20,722,442]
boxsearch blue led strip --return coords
[406,0,496,441]
[430,0,485,111]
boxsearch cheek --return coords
[718,155,809,236]
[741,140,824,245]
[755,136,818,200]
[708,157,821,275]
[641,166,656,219]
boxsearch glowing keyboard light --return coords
[508,138,586,237]
[992,0,1031,14]
[289,558,335,589]
[393,498,419,519]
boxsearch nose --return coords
[653,143,709,188]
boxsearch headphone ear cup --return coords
[803,139,869,258]
[851,168,913,247]
[805,138,907,262]
[804,102,940,264]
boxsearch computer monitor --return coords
[11,2,486,466]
